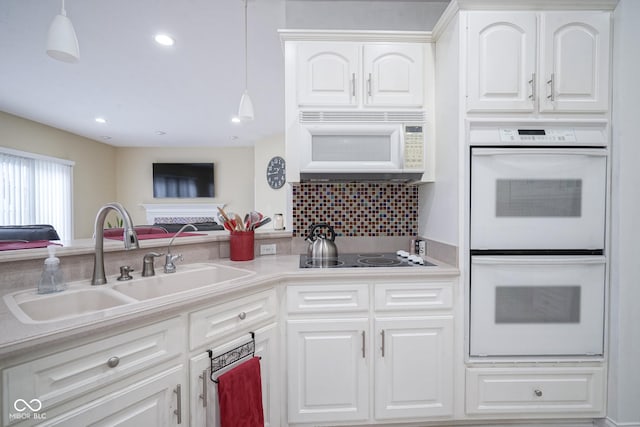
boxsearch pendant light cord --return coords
[61,0,67,16]
[244,0,248,90]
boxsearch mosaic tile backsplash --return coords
[292,182,419,237]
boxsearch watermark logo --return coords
[10,398,46,421]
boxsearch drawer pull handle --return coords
[106,356,120,368]
[199,370,207,407]
[381,330,385,358]
[174,384,182,424]
[238,312,247,320]
[534,389,543,397]
[361,331,366,358]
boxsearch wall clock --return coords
[266,156,286,189]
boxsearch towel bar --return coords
[207,331,260,383]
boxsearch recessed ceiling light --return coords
[95,117,107,124]
[231,116,241,123]
[154,34,175,46]
[101,136,112,140]
[155,130,166,135]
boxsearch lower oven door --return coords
[470,255,605,357]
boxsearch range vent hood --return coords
[300,110,426,123]
[299,171,424,183]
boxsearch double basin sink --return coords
[4,263,255,324]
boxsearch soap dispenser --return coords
[38,245,66,294]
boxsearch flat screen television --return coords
[153,163,214,198]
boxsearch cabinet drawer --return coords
[374,281,453,311]
[189,289,277,351]
[2,317,183,424]
[466,366,605,415]
[287,283,369,314]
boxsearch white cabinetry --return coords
[296,42,424,108]
[188,289,279,427]
[466,366,605,415]
[286,279,455,425]
[2,317,186,426]
[189,323,279,427]
[467,10,611,113]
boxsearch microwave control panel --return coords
[500,128,577,143]
[404,125,425,170]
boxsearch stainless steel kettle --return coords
[305,223,338,260]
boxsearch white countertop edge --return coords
[0,254,459,359]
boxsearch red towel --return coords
[0,240,62,251]
[217,357,264,427]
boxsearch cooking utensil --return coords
[252,217,271,230]
[305,223,338,260]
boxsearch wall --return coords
[0,112,117,239]
[253,133,288,227]
[115,146,255,227]
[607,0,640,425]
[285,0,449,30]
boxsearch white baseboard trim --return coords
[595,418,640,427]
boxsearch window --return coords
[1,148,74,240]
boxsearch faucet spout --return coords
[164,223,197,273]
[92,202,139,286]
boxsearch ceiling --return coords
[0,0,447,148]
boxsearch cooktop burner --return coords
[299,252,436,268]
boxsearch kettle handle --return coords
[308,223,336,242]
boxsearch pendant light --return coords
[46,0,80,63]
[237,0,254,121]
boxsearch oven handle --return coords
[471,255,606,265]
[471,147,607,156]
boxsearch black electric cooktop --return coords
[299,252,436,268]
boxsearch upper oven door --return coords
[471,148,607,250]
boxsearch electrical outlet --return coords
[260,243,277,255]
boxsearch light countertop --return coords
[0,254,459,360]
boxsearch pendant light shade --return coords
[46,0,79,63]
[237,0,254,121]
[238,89,254,121]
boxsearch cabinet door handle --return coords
[381,330,385,358]
[238,311,247,320]
[534,389,543,397]
[367,73,372,97]
[199,370,207,407]
[528,72,536,100]
[106,356,120,368]
[546,73,555,101]
[351,73,356,98]
[361,331,366,358]
[174,384,182,424]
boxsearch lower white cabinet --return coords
[466,366,605,416]
[37,365,185,426]
[374,316,453,420]
[287,318,370,424]
[189,323,280,427]
[286,280,455,425]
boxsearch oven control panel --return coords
[500,128,577,143]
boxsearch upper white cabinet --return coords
[467,10,611,113]
[296,42,424,108]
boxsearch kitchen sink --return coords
[4,288,134,323]
[111,263,255,300]
[5,263,255,324]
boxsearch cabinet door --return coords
[287,318,369,424]
[363,44,424,107]
[467,11,537,112]
[374,316,453,420]
[539,11,611,112]
[297,42,359,107]
[189,323,279,427]
[40,365,185,426]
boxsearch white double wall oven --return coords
[468,121,609,358]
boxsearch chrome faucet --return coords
[164,224,197,273]
[92,202,139,285]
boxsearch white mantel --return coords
[141,203,224,224]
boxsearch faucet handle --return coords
[142,252,164,277]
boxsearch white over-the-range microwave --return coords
[298,122,426,182]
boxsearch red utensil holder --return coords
[230,230,255,261]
